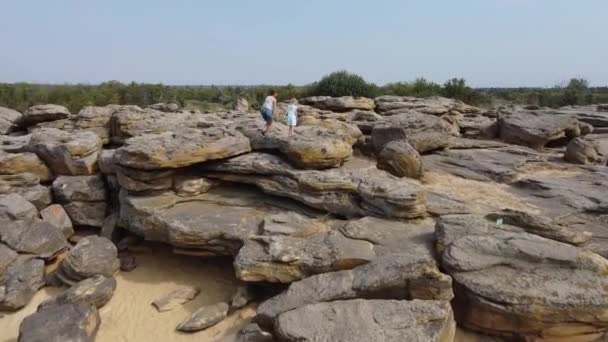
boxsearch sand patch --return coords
[0,244,249,342]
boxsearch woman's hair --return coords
[269,89,277,96]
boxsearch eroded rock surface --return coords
[40,275,116,309]
[21,104,71,126]
[18,301,100,342]
[57,236,119,285]
[498,112,587,148]
[176,302,229,332]
[0,257,45,310]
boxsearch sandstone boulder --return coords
[565,136,608,165]
[299,96,375,112]
[436,214,608,340]
[0,220,68,258]
[375,95,480,116]
[111,107,192,144]
[73,106,114,143]
[233,98,250,112]
[0,257,45,310]
[18,301,100,342]
[28,128,102,175]
[57,236,120,285]
[40,275,116,309]
[176,302,229,332]
[52,175,108,227]
[98,149,118,174]
[0,134,31,153]
[0,106,22,134]
[116,166,174,192]
[371,112,454,153]
[114,127,251,170]
[0,150,53,182]
[498,112,587,149]
[40,204,74,238]
[0,244,18,276]
[0,193,38,221]
[152,286,200,312]
[147,102,180,112]
[274,299,455,342]
[0,173,52,210]
[377,140,423,179]
[21,104,70,126]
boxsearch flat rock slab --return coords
[436,214,608,340]
[0,220,68,258]
[21,104,70,126]
[204,152,426,219]
[0,257,45,310]
[40,275,117,309]
[375,95,480,115]
[0,173,52,210]
[18,302,100,342]
[300,96,375,112]
[0,150,53,182]
[114,127,251,170]
[176,302,229,332]
[275,299,455,342]
[152,286,200,312]
[498,112,586,149]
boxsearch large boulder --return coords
[0,150,53,182]
[377,140,423,179]
[111,107,191,144]
[498,112,588,149]
[299,96,375,112]
[0,257,45,310]
[56,236,119,285]
[52,175,108,227]
[21,104,70,126]
[375,95,480,116]
[274,299,455,342]
[28,128,102,175]
[371,112,454,153]
[0,220,68,258]
[436,214,608,340]
[204,153,427,219]
[18,302,100,342]
[0,173,52,210]
[40,204,74,238]
[0,193,38,220]
[565,136,608,165]
[72,106,114,143]
[0,106,22,134]
[114,127,251,170]
[40,275,116,309]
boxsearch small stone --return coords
[176,302,229,332]
[152,286,200,312]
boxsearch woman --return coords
[260,90,277,135]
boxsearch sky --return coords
[1,0,607,87]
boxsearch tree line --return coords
[0,71,606,113]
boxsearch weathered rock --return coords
[377,140,423,179]
[256,217,453,325]
[147,102,179,112]
[176,302,229,332]
[72,106,114,143]
[0,134,31,153]
[116,166,174,192]
[0,150,52,182]
[0,193,38,221]
[0,220,68,258]
[98,149,117,174]
[40,275,116,309]
[204,153,426,219]
[371,112,454,153]
[28,128,102,175]
[119,253,137,272]
[261,212,327,237]
[152,286,200,312]
[436,214,608,339]
[498,112,586,148]
[111,107,191,144]
[119,190,265,255]
[457,115,498,139]
[565,136,608,165]
[21,104,70,126]
[375,95,480,115]
[173,172,217,197]
[52,175,107,203]
[114,127,251,170]
[234,98,250,112]
[0,173,52,210]
[0,244,18,276]
[57,236,119,285]
[299,96,375,112]
[349,110,383,134]
[236,323,274,342]
[0,106,22,134]
[40,204,74,238]
[63,202,107,227]
[0,257,45,310]
[274,299,455,342]
[230,284,257,310]
[18,301,100,342]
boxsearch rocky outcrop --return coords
[375,95,480,116]
[377,140,423,179]
[299,96,375,112]
[114,127,251,170]
[28,128,102,175]
[371,112,454,153]
[204,153,426,219]
[0,106,22,134]
[565,136,608,165]
[498,112,588,149]
[0,151,53,182]
[18,302,100,342]
[21,104,71,126]
[147,102,179,112]
[436,214,608,340]
[176,302,229,332]
[40,275,116,309]
[274,299,455,342]
[56,236,119,285]
[0,257,45,310]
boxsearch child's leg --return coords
[289,125,293,136]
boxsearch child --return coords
[286,100,298,136]
[260,90,277,135]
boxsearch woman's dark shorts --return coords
[260,107,273,123]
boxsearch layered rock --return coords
[0,173,52,210]
[204,153,426,219]
[18,301,100,342]
[52,175,108,227]
[299,96,375,112]
[28,128,102,175]
[21,104,71,126]
[375,95,480,116]
[0,193,38,220]
[0,106,22,134]
[0,150,52,182]
[40,275,116,309]
[274,299,455,342]
[498,112,588,149]
[56,236,119,285]
[0,257,45,310]
[40,204,74,238]
[0,220,68,258]
[147,102,179,112]
[436,214,608,340]
[377,140,423,179]
[565,136,608,165]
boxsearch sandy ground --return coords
[0,244,253,342]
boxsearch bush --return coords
[309,70,377,98]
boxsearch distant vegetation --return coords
[0,72,607,113]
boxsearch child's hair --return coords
[270,89,277,96]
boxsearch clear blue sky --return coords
[1,0,607,87]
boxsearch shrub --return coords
[310,70,377,98]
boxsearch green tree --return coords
[310,70,377,97]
